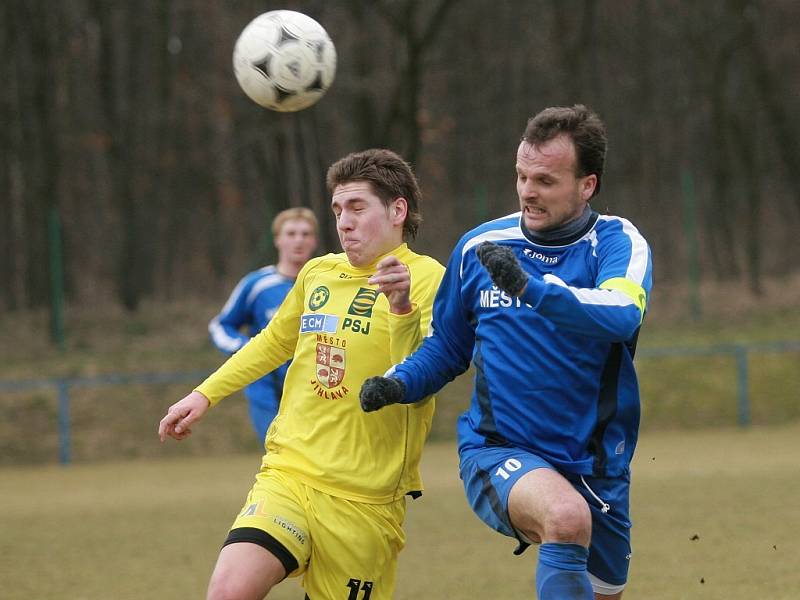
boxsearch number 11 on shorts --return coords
[346,578,373,599]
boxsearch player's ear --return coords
[391,198,408,223]
[580,174,597,201]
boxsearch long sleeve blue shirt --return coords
[209,266,294,405]
[391,211,653,477]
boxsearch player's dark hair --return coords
[522,104,607,198]
[326,148,422,240]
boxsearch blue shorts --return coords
[459,444,632,592]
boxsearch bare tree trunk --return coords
[634,1,672,277]
[355,0,458,165]
[0,1,23,309]
[730,116,763,294]
[741,1,800,218]
[550,0,596,102]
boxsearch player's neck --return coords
[276,258,302,279]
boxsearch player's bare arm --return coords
[158,390,211,442]
[368,255,413,314]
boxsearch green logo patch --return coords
[347,287,380,317]
[309,286,330,311]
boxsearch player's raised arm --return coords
[158,390,211,442]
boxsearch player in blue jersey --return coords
[209,207,318,442]
[360,105,653,599]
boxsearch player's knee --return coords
[542,498,591,544]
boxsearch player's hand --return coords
[476,242,529,296]
[368,255,413,315]
[360,376,406,412]
[158,390,211,442]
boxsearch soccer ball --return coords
[232,10,337,112]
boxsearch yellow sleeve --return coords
[388,256,445,366]
[599,277,648,322]
[195,260,310,406]
[388,304,423,365]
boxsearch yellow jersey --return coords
[196,244,445,503]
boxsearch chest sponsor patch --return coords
[300,313,340,334]
[315,343,345,389]
[347,287,379,317]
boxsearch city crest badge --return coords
[315,343,345,389]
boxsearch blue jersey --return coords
[391,211,653,477]
[209,266,294,436]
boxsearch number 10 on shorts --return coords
[495,458,522,480]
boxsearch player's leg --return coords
[208,468,312,599]
[508,468,592,545]
[509,469,594,599]
[459,444,593,599]
[301,488,406,600]
[207,542,286,600]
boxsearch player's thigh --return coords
[459,444,555,541]
[509,468,591,545]
[226,469,313,579]
[207,542,286,600]
[304,491,406,600]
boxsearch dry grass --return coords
[2,424,799,599]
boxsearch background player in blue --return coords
[209,207,318,442]
[360,105,653,599]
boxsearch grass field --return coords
[2,424,799,599]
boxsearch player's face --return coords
[515,136,597,233]
[331,181,406,268]
[275,218,317,265]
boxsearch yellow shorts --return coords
[227,467,407,600]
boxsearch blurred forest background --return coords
[2,0,799,317]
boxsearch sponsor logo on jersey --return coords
[479,287,531,309]
[347,287,379,317]
[308,286,330,310]
[300,313,340,334]
[315,342,346,389]
[523,248,559,264]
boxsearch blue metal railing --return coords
[1,341,798,465]
[0,370,210,464]
[638,341,800,428]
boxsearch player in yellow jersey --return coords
[158,148,445,600]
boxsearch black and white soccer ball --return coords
[232,10,337,112]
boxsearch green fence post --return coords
[735,346,750,427]
[252,204,277,270]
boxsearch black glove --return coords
[476,242,528,296]
[360,376,406,412]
